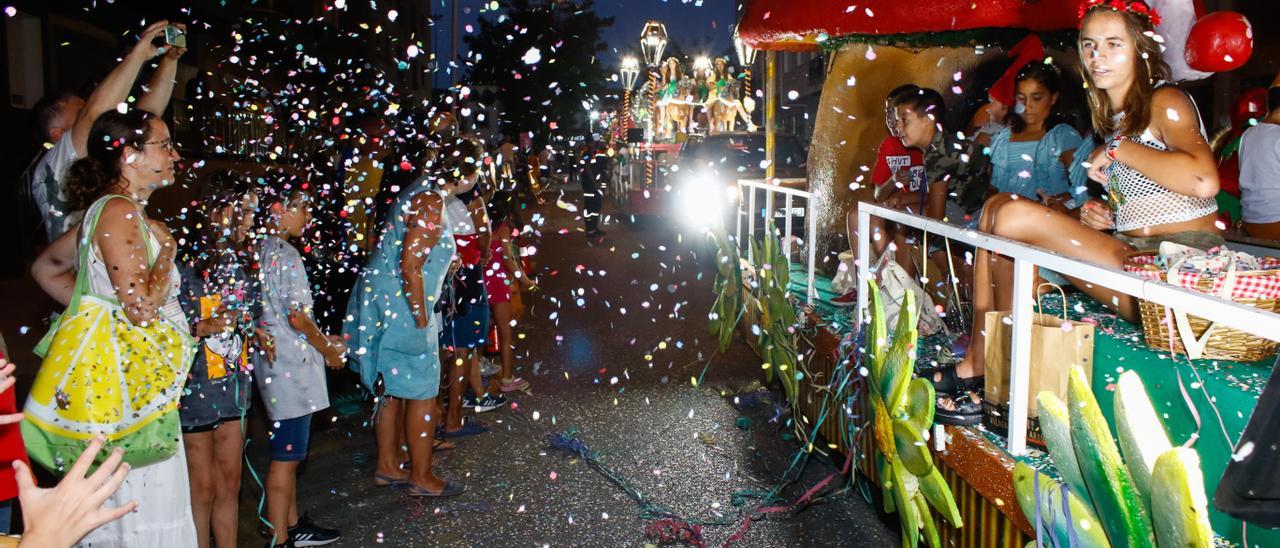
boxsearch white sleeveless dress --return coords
[76,196,197,548]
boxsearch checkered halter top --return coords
[1106,106,1217,233]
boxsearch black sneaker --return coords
[472,393,509,413]
[288,514,340,547]
[461,393,478,409]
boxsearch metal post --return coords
[855,206,871,332]
[764,51,777,180]
[783,193,793,258]
[1007,257,1036,456]
[646,68,658,187]
[807,197,817,305]
[623,89,632,131]
[735,182,744,251]
[764,189,775,245]
[747,184,758,263]
[451,0,459,86]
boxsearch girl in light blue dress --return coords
[344,139,477,497]
[988,61,1084,207]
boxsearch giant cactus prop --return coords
[1019,369,1214,547]
[706,227,799,401]
[750,230,800,401]
[707,228,744,354]
[866,280,962,547]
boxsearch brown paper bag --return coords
[983,285,1094,419]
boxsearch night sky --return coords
[593,0,738,57]
[437,0,739,84]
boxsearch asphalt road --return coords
[234,183,899,547]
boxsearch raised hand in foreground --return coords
[14,437,135,548]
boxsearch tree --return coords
[464,0,613,139]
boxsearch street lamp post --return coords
[620,56,640,133]
[733,26,758,125]
[639,20,667,187]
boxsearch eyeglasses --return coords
[144,139,175,152]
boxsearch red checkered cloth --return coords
[1125,255,1280,300]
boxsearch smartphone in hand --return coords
[164,25,186,48]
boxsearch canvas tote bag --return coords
[22,195,195,473]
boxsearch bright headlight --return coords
[678,174,735,230]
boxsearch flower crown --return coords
[1078,0,1162,27]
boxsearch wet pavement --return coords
[235,184,899,547]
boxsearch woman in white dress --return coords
[31,109,197,547]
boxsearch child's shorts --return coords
[268,413,313,462]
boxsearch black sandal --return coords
[924,364,984,395]
[935,390,983,426]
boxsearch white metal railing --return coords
[855,202,1280,456]
[735,178,817,304]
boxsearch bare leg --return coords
[445,351,468,431]
[287,477,299,531]
[405,398,447,491]
[656,103,667,139]
[955,194,1135,380]
[266,460,300,545]
[488,301,516,395]
[894,230,916,280]
[210,421,244,548]
[467,346,485,397]
[183,431,215,548]
[374,397,408,482]
[926,181,948,221]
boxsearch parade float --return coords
[611,20,759,218]
[714,0,1278,546]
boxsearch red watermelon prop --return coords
[1185,11,1253,72]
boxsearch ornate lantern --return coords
[620,56,641,90]
[733,25,757,67]
[639,20,668,67]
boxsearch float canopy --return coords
[737,0,1086,51]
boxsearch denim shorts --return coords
[268,414,312,462]
[181,415,243,435]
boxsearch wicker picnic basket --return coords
[1124,251,1280,362]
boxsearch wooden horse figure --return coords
[665,75,698,138]
[706,58,756,134]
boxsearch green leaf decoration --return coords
[1150,448,1214,548]
[918,466,963,527]
[905,378,936,432]
[894,419,934,477]
[867,280,888,386]
[881,289,917,412]
[1068,367,1154,547]
[1035,391,1093,511]
[706,228,745,355]
[915,492,941,548]
[1114,370,1172,511]
[892,460,922,548]
[1013,462,1112,548]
